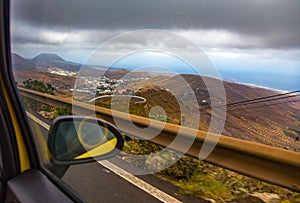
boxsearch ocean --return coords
[218,70,300,92]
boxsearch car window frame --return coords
[0,1,88,202]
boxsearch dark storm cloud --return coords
[11,0,300,49]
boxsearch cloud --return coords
[10,0,300,53]
[179,30,262,49]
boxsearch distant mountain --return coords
[12,53,109,74]
[12,52,157,76]
[32,53,65,63]
[11,53,35,71]
[30,53,81,72]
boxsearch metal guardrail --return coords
[19,87,300,191]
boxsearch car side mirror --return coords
[47,116,124,165]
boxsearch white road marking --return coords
[26,112,50,130]
[98,160,181,203]
[26,112,182,203]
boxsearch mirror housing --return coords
[48,116,124,165]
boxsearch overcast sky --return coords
[10,0,300,89]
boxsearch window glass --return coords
[10,0,300,202]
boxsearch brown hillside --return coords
[104,68,155,80]
[128,74,300,151]
[14,71,75,93]
[135,85,181,124]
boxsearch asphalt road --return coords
[27,112,207,203]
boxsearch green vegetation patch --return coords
[22,79,55,95]
[175,172,233,202]
[20,79,72,118]
[123,137,300,202]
